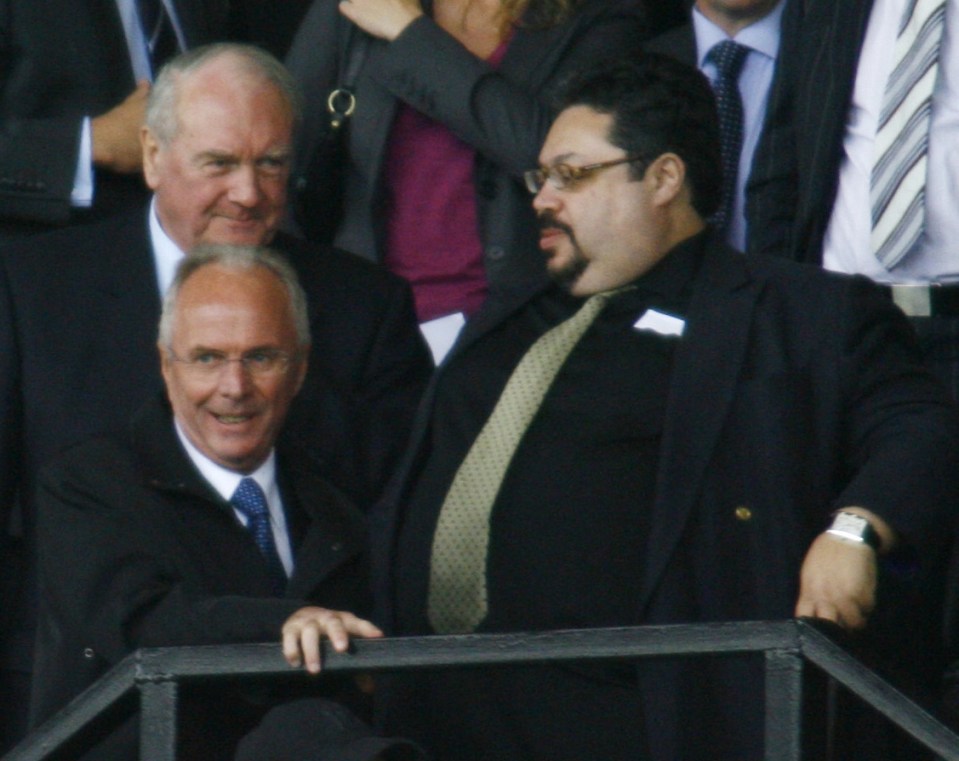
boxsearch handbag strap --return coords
[327,24,372,129]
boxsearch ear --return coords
[158,342,174,387]
[645,153,687,208]
[141,127,162,190]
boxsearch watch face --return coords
[832,512,868,536]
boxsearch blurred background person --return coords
[647,0,786,251]
[0,0,232,241]
[285,0,653,360]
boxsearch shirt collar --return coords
[173,419,278,504]
[149,195,185,296]
[693,0,785,65]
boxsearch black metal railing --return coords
[5,618,959,761]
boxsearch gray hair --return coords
[146,43,302,145]
[158,244,311,350]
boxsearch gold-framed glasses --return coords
[524,155,647,194]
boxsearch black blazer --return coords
[644,19,697,65]
[373,233,959,759]
[0,206,431,673]
[285,0,649,291]
[746,0,875,262]
[31,395,372,757]
[0,0,229,238]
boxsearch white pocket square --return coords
[633,309,685,337]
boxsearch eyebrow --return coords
[542,152,578,166]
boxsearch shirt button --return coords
[734,506,752,522]
[331,542,343,552]
[486,245,506,261]
[83,647,95,659]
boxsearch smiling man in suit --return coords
[0,43,430,750]
[30,244,414,760]
[360,53,959,760]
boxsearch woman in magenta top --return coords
[287,0,650,325]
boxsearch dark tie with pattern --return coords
[231,477,287,595]
[137,0,179,75]
[708,40,750,233]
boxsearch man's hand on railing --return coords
[795,507,894,630]
[281,607,384,674]
[795,531,877,630]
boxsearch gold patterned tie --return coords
[428,290,617,634]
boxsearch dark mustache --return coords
[537,212,573,237]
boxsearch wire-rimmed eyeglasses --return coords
[523,155,647,194]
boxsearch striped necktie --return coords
[427,290,619,634]
[137,0,179,75]
[871,0,946,268]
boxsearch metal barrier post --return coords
[764,648,803,760]
[138,680,178,761]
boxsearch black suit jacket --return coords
[0,0,229,239]
[644,19,697,65]
[285,0,649,291]
[373,233,959,759]
[31,395,371,757]
[746,0,874,261]
[0,206,431,675]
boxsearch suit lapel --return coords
[440,278,549,367]
[797,0,875,226]
[131,397,279,595]
[639,243,763,614]
[375,278,548,627]
[277,447,367,598]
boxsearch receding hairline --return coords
[146,43,301,145]
[158,245,311,351]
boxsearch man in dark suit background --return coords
[30,243,414,759]
[747,0,959,397]
[362,54,959,759]
[0,0,238,240]
[0,43,430,751]
[646,0,785,251]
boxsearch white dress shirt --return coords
[149,196,184,295]
[824,0,959,283]
[695,1,785,251]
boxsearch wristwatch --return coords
[826,511,881,552]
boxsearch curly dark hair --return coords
[554,53,723,219]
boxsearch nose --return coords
[228,164,262,207]
[216,358,254,399]
[532,181,559,213]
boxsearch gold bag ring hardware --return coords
[327,88,357,129]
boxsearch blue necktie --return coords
[708,40,750,233]
[231,477,287,595]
